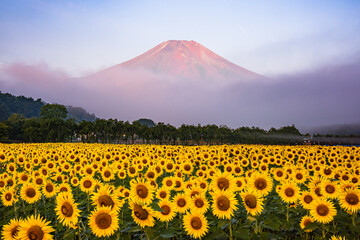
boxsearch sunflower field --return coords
[0,143,359,240]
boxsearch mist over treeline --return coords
[0,102,310,145]
[0,91,95,122]
[1,56,359,130]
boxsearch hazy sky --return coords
[1,0,360,77]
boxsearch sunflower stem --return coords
[78,218,82,240]
[180,213,182,229]
[286,205,289,222]
[14,200,17,218]
[87,193,90,212]
[229,218,233,240]
[321,225,326,239]
[352,214,356,226]
[144,227,150,240]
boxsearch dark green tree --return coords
[40,104,68,119]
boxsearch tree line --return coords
[0,104,307,145]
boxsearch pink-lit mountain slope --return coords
[89,40,265,85]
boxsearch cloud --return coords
[1,58,359,130]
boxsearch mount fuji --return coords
[85,40,265,87]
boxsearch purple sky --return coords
[0,1,360,129]
[1,1,360,77]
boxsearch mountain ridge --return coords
[88,40,266,85]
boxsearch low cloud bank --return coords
[1,59,359,130]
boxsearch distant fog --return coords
[1,58,359,131]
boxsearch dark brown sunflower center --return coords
[276,171,283,177]
[184,165,191,171]
[166,180,172,187]
[21,175,28,181]
[235,167,241,173]
[136,185,148,198]
[60,187,68,192]
[325,185,335,194]
[254,178,267,190]
[159,191,167,199]
[36,178,43,185]
[316,204,329,216]
[134,204,149,220]
[191,191,199,198]
[98,195,114,207]
[177,198,186,207]
[236,180,243,188]
[303,219,312,227]
[26,188,36,198]
[195,199,204,208]
[104,171,111,178]
[161,205,171,215]
[245,195,257,209]
[346,193,359,205]
[27,226,44,240]
[129,167,136,174]
[166,163,173,170]
[217,196,230,211]
[147,172,155,178]
[191,217,202,230]
[315,187,322,197]
[45,184,54,192]
[86,168,92,174]
[304,195,313,204]
[296,173,303,180]
[95,213,112,229]
[217,178,230,190]
[83,180,92,188]
[11,226,19,238]
[61,202,74,217]
[324,169,332,175]
[285,188,294,197]
[5,193,12,201]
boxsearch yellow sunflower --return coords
[247,172,273,197]
[155,199,177,222]
[91,186,120,211]
[1,187,16,206]
[300,215,314,232]
[42,181,57,198]
[129,201,156,228]
[17,215,54,240]
[190,193,209,214]
[310,199,337,224]
[183,211,209,239]
[329,235,347,240]
[156,187,170,200]
[211,190,238,219]
[57,183,72,193]
[88,206,119,237]
[210,171,236,192]
[338,188,360,214]
[101,167,115,182]
[55,192,81,227]
[1,218,22,240]
[173,193,190,214]
[234,177,245,192]
[278,182,300,203]
[79,176,95,193]
[20,183,41,204]
[162,176,175,190]
[292,169,308,184]
[320,180,340,199]
[299,191,317,210]
[241,190,264,216]
[130,179,154,205]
